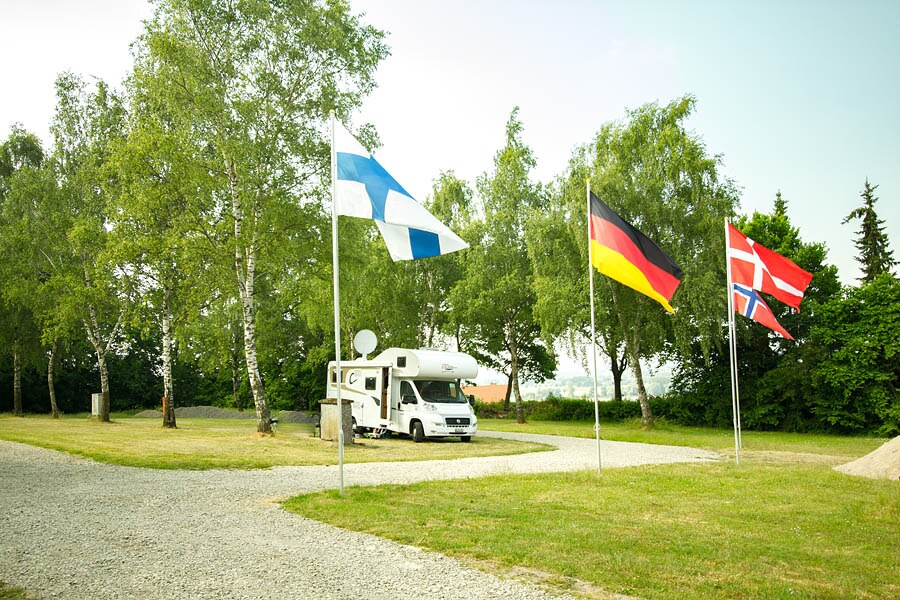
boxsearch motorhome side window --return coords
[400,381,416,403]
[365,377,376,391]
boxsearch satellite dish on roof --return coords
[353,329,378,359]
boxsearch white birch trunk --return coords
[13,341,23,416]
[509,332,526,424]
[85,304,112,422]
[161,288,176,429]
[228,160,271,433]
[630,355,653,428]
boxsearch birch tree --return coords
[133,0,387,432]
[0,126,46,416]
[452,109,556,423]
[532,97,738,427]
[47,74,129,422]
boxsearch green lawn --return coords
[285,420,897,599]
[0,414,549,469]
[479,417,885,459]
[285,456,900,599]
[0,581,32,600]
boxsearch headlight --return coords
[423,402,437,412]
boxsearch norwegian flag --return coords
[733,283,794,339]
[727,223,812,310]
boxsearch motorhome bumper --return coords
[426,424,478,437]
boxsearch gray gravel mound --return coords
[277,410,319,424]
[133,409,163,418]
[0,431,716,599]
[133,406,256,419]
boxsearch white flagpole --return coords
[330,110,345,493]
[587,180,602,474]
[724,218,740,465]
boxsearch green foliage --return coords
[843,180,896,281]
[528,396,642,421]
[809,274,900,434]
[532,96,738,426]
[452,109,556,422]
[670,194,852,433]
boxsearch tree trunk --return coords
[229,313,243,411]
[241,298,270,432]
[510,336,525,424]
[610,351,627,402]
[97,351,111,422]
[231,352,242,411]
[503,373,513,412]
[13,341,23,417]
[48,340,59,419]
[228,160,270,433]
[85,304,112,423]
[161,290,177,429]
[610,287,652,427]
[630,355,653,429]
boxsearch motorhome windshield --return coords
[413,380,468,404]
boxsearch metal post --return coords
[330,111,345,493]
[724,218,740,465]
[587,180,602,474]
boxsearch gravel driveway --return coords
[0,431,716,600]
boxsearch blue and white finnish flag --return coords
[333,122,468,261]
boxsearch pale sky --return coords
[2,0,898,381]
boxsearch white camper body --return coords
[325,348,479,442]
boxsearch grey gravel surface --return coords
[0,431,717,599]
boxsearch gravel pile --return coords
[277,410,318,425]
[134,406,256,419]
[0,431,716,599]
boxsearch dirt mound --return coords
[834,436,900,482]
[277,410,318,424]
[133,406,255,419]
[134,410,163,418]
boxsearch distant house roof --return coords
[462,384,508,403]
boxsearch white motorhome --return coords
[325,347,478,442]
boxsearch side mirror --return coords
[468,394,475,406]
[402,395,417,405]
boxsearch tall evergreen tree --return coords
[843,180,896,281]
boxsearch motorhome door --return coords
[380,367,389,420]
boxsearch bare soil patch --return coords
[834,436,900,481]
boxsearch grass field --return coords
[285,420,899,599]
[0,582,30,600]
[0,414,549,469]
[4,413,896,598]
[480,417,885,459]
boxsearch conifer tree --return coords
[843,180,896,281]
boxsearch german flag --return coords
[589,192,683,312]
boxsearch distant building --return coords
[462,384,508,403]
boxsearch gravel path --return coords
[0,431,717,600]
